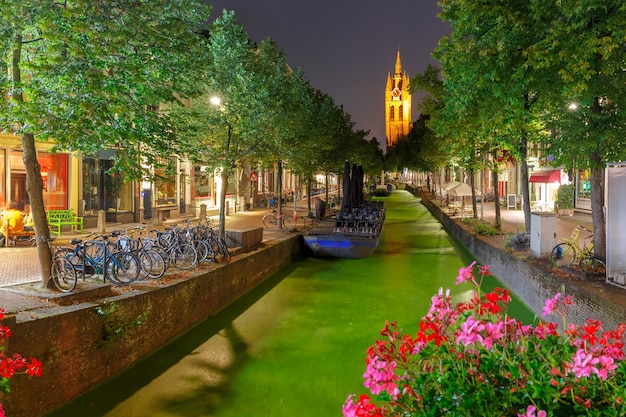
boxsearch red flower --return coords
[26,358,43,377]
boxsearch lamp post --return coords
[210,96,232,239]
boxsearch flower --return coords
[0,310,43,413]
[518,405,546,417]
[344,263,626,417]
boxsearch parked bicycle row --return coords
[48,219,231,292]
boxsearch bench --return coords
[5,230,35,247]
[47,210,84,235]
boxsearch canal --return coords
[47,190,534,417]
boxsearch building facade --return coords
[384,49,412,149]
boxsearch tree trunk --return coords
[492,149,502,230]
[22,133,53,288]
[218,124,232,239]
[13,36,52,287]
[589,154,606,258]
[469,168,477,218]
[520,128,531,233]
[325,173,329,206]
[277,160,283,229]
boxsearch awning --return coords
[529,170,561,183]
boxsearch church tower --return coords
[385,49,412,149]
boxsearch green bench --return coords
[47,210,84,235]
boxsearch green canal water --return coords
[48,190,534,417]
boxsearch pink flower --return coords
[426,288,454,322]
[542,292,561,316]
[477,264,492,276]
[362,355,400,398]
[456,315,485,346]
[518,405,546,417]
[482,321,504,350]
[456,261,477,285]
[342,394,382,417]
[567,349,599,378]
[593,355,617,380]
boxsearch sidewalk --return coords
[0,204,304,287]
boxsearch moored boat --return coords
[303,200,385,259]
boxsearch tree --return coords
[435,0,554,232]
[0,0,211,287]
[528,1,626,258]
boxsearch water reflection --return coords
[47,191,533,417]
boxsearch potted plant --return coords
[555,183,575,216]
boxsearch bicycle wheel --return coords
[282,214,295,228]
[85,241,106,269]
[579,255,606,275]
[193,239,211,263]
[55,247,92,278]
[171,243,198,270]
[550,242,576,268]
[105,252,141,285]
[51,257,77,292]
[263,214,277,228]
[136,250,154,280]
[144,249,167,279]
[197,239,216,263]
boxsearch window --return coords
[155,157,177,205]
[12,151,68,210]
[193,165,212,199]
[390,106,395,121]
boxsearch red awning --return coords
[529,170,561,183]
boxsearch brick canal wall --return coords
[419,192,626,330]
[6,235,302,417]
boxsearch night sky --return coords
[203,0,451,150]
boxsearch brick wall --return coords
[6,236,302,417]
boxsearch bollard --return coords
[199,204,207,220]
[97,210,106,234]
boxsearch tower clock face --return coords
[392,87,401,98]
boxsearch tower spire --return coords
[395,48,402,75]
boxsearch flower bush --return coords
[343,262,626,416]
[0,309,43,417]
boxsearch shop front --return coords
[81,150,134,227]
[0,138,72,213]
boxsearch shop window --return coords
[577,169,591,199]
[82,156,132,214]
[11,151,68,210]
[82,158,99,214]
[193,165,212,199]
[155,157,177,206]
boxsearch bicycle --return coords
[262,210,295,229]
[48,237,79,292]
[550,225,594,268]
[55,232,142,286]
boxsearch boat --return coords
[303,200,385,259]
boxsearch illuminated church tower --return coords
[385,49,412,149]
